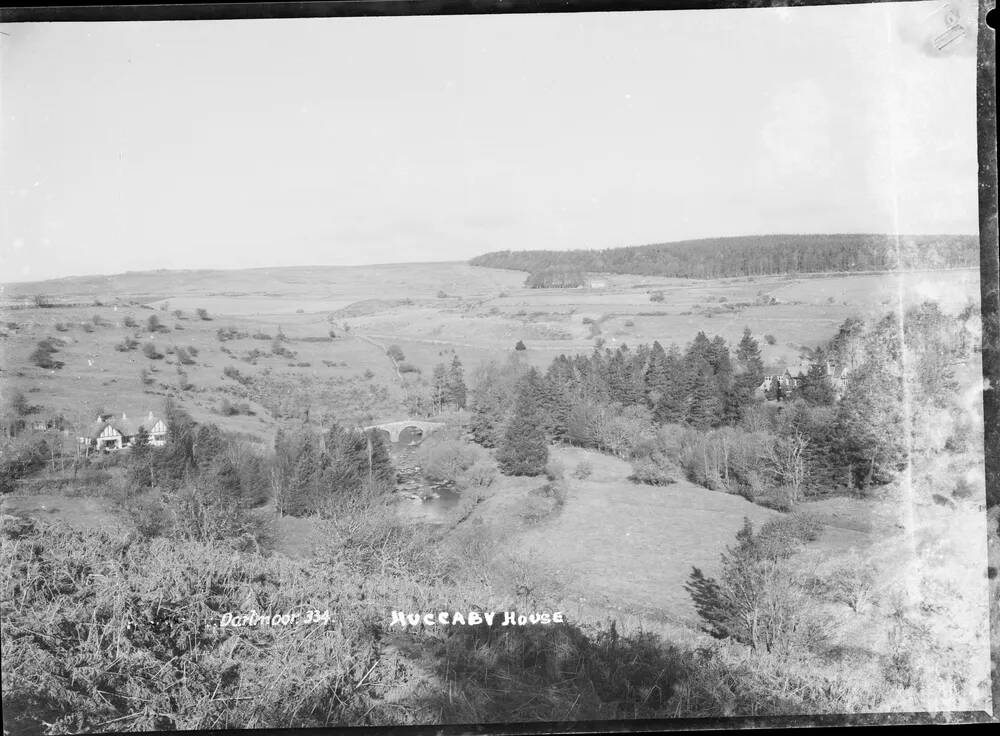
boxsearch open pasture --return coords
[0,300,406,443]
[509,447,780,624]
[2,264,980,444]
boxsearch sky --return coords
[0,1,982,282]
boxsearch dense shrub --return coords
[126,491,174,539]
[142,342,164,360]
[116,336,140,352]
[810,551,876,613]
[416,440,483,484]
[0,435,53,493]
[217,326,248,342]
[0,519,391,733]
[459,460,497,489]
[271,339,296,359]
[685,516,827,654]
[30,339,64,369]
[630,452,680,486]
[223,365,249,384]
[147,314,169,333]
[218,398,254,416]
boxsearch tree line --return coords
[470,233,978,281]
[471,300,979,504]
[114,399,397,528]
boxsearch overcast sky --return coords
[0,1,981,282]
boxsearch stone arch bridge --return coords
[363,420,445,446]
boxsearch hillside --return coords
[469,233,979,281]
[1,262,981,450]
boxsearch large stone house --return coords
[758,359,849,399]
[78,411,167,452]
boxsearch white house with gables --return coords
[78,411,167,452]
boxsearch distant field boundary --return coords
[351,333,404,380]
[1,301,97,310]
[469,264,981,284]
[470,233,979,281]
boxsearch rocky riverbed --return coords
[391,447,462,522]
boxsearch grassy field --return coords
[488,447,878,627]
[511,447,779,623]
[3,264,981,447]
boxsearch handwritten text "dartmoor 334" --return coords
[389,611,565,627]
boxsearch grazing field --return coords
[513,447,780,623]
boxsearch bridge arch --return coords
[363,420,445,446]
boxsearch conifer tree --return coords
[193,423,226,468]
[539,368,573,442]
[686,359,723,430]
[157,399,197,487]
[288,432,320,515]
[469,361,508,447]
[644,341,671,405]
[431,363,449,413]
[446,355,467,409]
[607,345,644,406]
[796,353,836,406]
[497,369,549,476]
[732,328,765,416]
[653,344,688,424]
[321,423,395,496]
